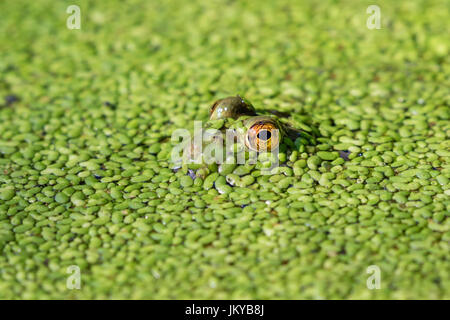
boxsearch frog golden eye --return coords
[244,116,281,152]
[209,95,256,120]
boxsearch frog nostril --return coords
[257,130,271,141]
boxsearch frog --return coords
[177,95,316,180]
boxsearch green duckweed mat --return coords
[0,0,449,299]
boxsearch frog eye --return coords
[209,96,256,120]
[244,117,281,152]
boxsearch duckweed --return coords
[0,0,449,300]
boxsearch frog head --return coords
[175,96,316,179]
[209,95,256,120]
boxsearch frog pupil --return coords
[257,130,271,141]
